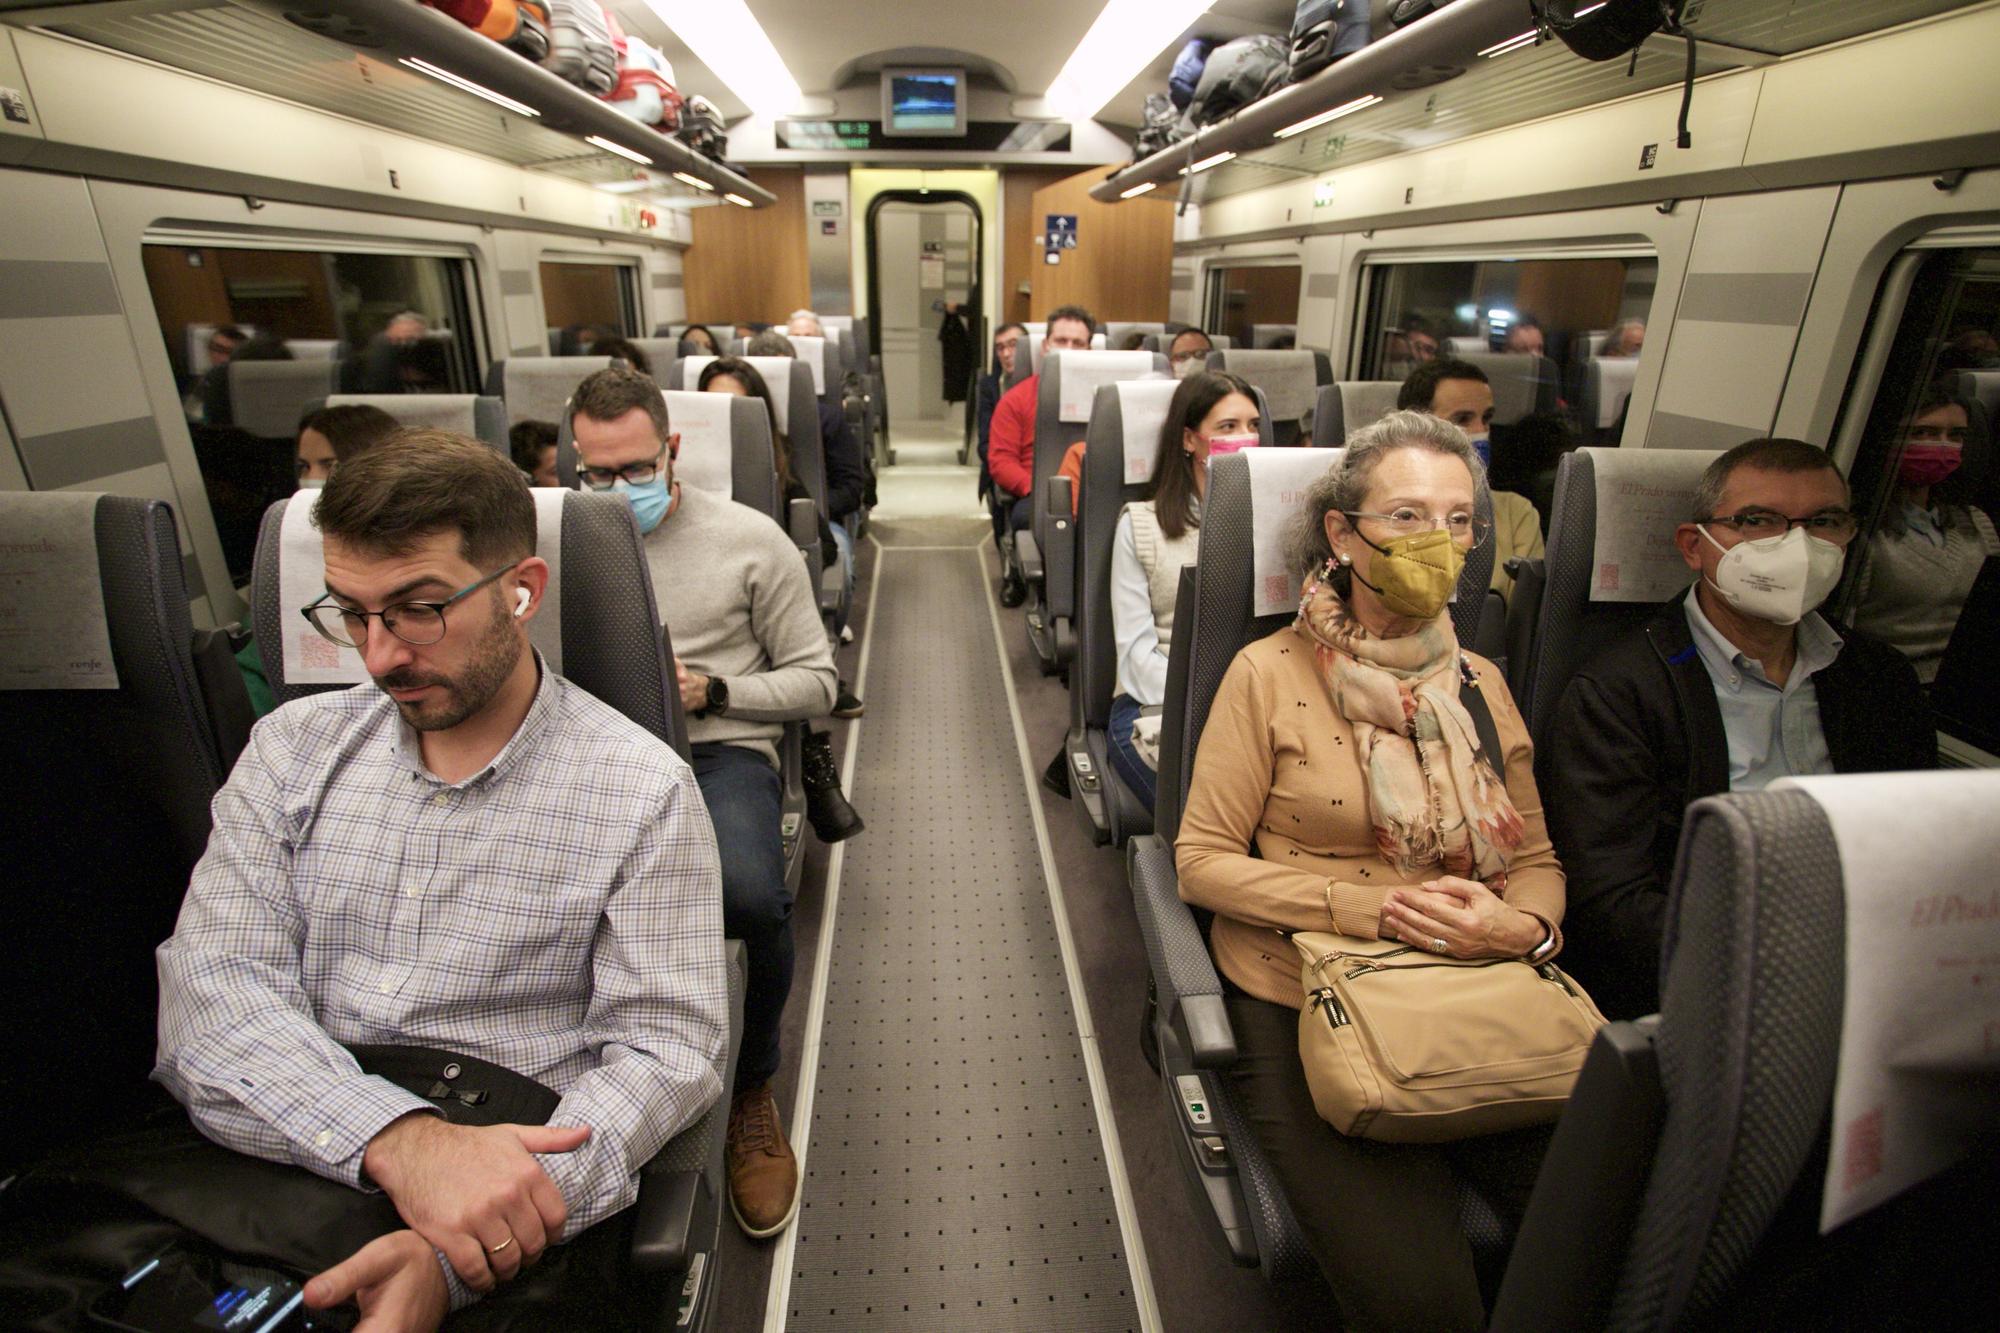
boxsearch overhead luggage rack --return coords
[1091,0,1983,206]
[6,0,774,205]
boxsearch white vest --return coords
[1126,499,1201,654]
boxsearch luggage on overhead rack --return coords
[421,0,492,26]
[1180,33,1287,131]
[1287,0,1375,86]
[603,11,682,131]
[475,0,551,62]
[1167,37,1217,110]
[678,95,728,160]
[1134,93,1182,157]
[542,0,617,95]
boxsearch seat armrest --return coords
[787,497,819,560]
[1016,530,1043,582]
[629,1157,704,1281]
[189,626,256,772]
[1127,835,1236,1068]
[1044,476,1076,619]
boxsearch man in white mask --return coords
[1166,327,1214,380]
[1540,438,1935,1021]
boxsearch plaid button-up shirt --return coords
[156,661,725,1296]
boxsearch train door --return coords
[868,193,982,462]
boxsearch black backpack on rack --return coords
[1181,34,1288,130]
[677,96,727,160]
[1135,93,1183,157]
[1287,0,1374,85]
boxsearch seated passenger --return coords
[1852,386,1999,683]
[989,305,1097,603]
[679,323,720,356]
[383,310,429,343]
[568,368,837,1240]
[1542,439,1935,1021]
[295,402,400,489]
[1106,371,1258,810]
[1400,358,1545,603]
[1177,411,1563,1331]
[1503,316,1544,358]
[183,324,247,420]
[596,337,651,377]
[1603,318,1645,358]
[1117,331,1148,351]
[978,322,1027,554]
[155,432,727,1330]
[784,309,822,340]
[510,419,561,488]
[1166,327,1214,380]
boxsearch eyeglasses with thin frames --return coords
[1699,508,1858,542]
[302,563,518,649]
[1343,508,1491,547]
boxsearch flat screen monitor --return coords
[882,68,966,138]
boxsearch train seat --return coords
[1493,771,2000,1330]
[1105,321,1168,347]
[1444,335,1490,356]
[1249,323,1297,349]
[225,359,341,439]
[1064,379,1274,847]
[1206,348,1332,446]
[307,392,509,452]
[0,493,247,1169]
[484,355,616,427]
[1449,351,1561,424]
[1021,348,1167,675]
[1126,447,1495,1281]
[1581,356,1641,436]
[283,338,343,361]
[622,336,682,375]
[1512,447,1718,742]
[1311,380,1401,447]
[1142,332,1233,353]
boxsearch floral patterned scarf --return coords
[1292,569,1523,881]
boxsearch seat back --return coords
[1443,335,1488,356]
[285,338,343,361]
[1006,334,1039,391]
[252,487,687,755]
[1583,356,1642,432]
[1142,332,1233,353]
[1520,447,1717,744]
[624,337,683,377]
[1451,351,1560,423]
[227,360,341,438]
[0,494,232,1165]
[1156,448,1494,841]
[1031,350,1166,552]
[1207,349,1333,446]
[1104,321,1168,348]
[484,356,616,427]
[674,355,818,467]
[1311,380,1402,446]
[319,393,509,451]
[557,390,780,522]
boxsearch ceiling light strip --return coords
[641,0,803,120]
[1118,181,1158,199]
[397,58,540,117]
[1273,94,1384,139]
[724,193,754,208]
[1045,0,1219,123]
[1478,30,1540,58]
[672,171,715,191]
[587,134,653,165]
[1180,150,1236,176]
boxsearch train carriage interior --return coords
[1,0,1998,1328]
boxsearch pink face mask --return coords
[1205,435,1260,457]
[1898,442,1962,488]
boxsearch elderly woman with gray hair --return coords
[1175,410,1567,1330]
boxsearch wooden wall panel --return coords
[686,168,811,325]
[1000,167,1073,327]
[1026,167,1175,326]
[141,245,233,378]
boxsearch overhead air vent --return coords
[281,8,387,49]
[1386,63,1465,91]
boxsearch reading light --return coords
[587,135,653,166]
[1180,150,1236,175]
[672,171,715,191]
[398,58,540,118]
[1479,30,1539,58]
[595,179,652,195]
[1046,0,1218,122]
[1119,181,1159,198]
[1273,94,1384,139]
[724,193,754,207]
[641,0,804,120]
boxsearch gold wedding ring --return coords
[487,1236,516,1255]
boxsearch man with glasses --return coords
[1166,327,1214,380]
[568,366,835,1242]
[1541,438,1934,1020]
[155,432,727,1328]
[989,305,1097,605]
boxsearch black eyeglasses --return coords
[302,563,517,649]
[1700,508,1858,541]
[578,447,666,491]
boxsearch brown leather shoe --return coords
[726,1083,799,1238]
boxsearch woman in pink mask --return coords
[1854,384,2000,682]
[1105,371,1261,809]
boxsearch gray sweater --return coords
[642,483,836,766]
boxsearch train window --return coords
[1832,245,2000,757]
[1357,254,1657,439]
[538,259,638,354]
[1204,263,1302,348]
[139,242,479,584]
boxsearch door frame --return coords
[862,190,985,363]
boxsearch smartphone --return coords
[88,1246,345,1333]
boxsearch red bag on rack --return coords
[602,10,682,131]
[420,0,494,28]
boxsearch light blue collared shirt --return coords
[1682,584,1842,791]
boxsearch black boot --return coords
[802,728,864,843]
[1000,570,1027,608]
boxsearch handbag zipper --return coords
[1308,987,1350,1028]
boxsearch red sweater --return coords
[988,373,1039,498]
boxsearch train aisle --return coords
[765,487,1156,1329]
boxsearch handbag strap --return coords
[1458,659,1507,783]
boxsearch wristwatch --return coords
[701,675,729,718]
[1524,920,1558,965]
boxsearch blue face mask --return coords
[616,474,672,533]
[1468,436,1492,468]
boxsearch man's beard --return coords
[374,593,521,732]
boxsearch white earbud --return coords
[514,587,531,617]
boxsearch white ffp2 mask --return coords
[1699,524,1844,625]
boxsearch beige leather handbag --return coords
[1291,933,1607,1143]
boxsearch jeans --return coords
[1000,496,1033,570]
[1106,693,1158,813]
[691,743,790,1092]
[830,521,856,638]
